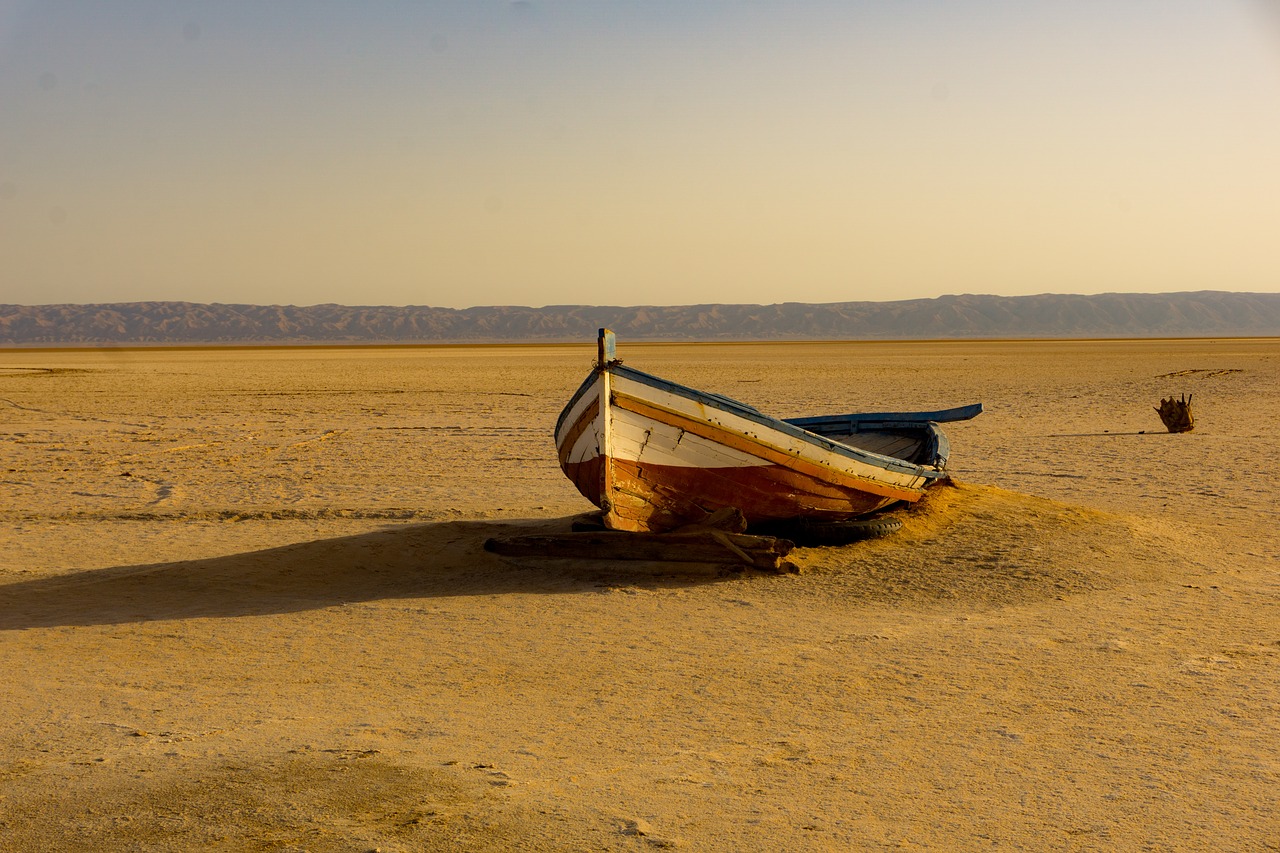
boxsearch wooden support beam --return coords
[484,530,798,573]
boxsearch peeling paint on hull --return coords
[562,457,898,532]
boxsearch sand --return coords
[1,338,1277,851]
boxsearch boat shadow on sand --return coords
[0,516,760,630]
[0,484,1185,631]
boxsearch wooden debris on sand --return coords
[485,506,799,573]
[1155,394,1194,433]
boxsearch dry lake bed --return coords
[1,338,1277,851]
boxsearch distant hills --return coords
[2,291,1279,345]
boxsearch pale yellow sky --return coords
[2,1,1279,308]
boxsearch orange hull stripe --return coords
[556,397,600,468]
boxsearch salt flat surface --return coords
[1,339,1277,850]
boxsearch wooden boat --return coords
[555,329,982,533]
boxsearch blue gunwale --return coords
[785,403,983,430]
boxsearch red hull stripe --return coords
[611,391,923,503]
[562,457,899,532]
[565,456,604,507]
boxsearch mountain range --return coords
[2,291,1278,346]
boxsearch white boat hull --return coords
[555,335,968,533]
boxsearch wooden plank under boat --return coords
[554,329,982,534]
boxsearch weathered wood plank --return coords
[483,530,797,573]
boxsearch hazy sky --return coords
[3,1,1279,308]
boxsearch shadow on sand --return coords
[0,517,732,630]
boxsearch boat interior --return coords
[830,429,929,464]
